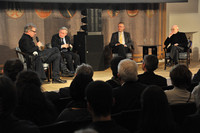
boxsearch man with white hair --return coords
[112,59,146,114]
[164,25,188,65]
[51,27,80,74]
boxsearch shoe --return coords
[52,78,67,83]
[41,80,51,84]
[61,71,74,77]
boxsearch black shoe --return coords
[41,80,51,84]
[52,78,67,83]
[61,71,74,77]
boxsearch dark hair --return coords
[139,85,176,133]
[143,55,158,72]
[0,76,17,119]
[69,74,93,101]
[110,56,125,77]
[170,64,192,89]
[118,22,125,25]
[86,81,112,117]
[3,59,24,82]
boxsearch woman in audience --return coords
[57,73,92,122]
[0,76,40,133]
[14,70,57,126]
[165,64,194,104]
[137,85,177,133]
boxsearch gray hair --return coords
[74,128,98,133]
[75,63,93,78]
[24,23,36,33]
[59,27,68,34]
[118,59,138,82]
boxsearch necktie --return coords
[119,32,123,44]
[61,38,64,44]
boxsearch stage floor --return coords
[42,60,200,92]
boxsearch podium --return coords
[74,32,105,71]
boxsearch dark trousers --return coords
[38,47,61,79]
[112,45,129,58]
[61,51,80,71]
[169,46,184,64]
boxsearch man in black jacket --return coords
[164,25,188,64]
[109,22,133,58]
[51,27,80,73]
[19,23,66,83]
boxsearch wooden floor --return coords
[42,60,200,92]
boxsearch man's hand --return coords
[61,44,69,48]
[169,32,174,38]
[36,41,43,47]
[123,44,127,47]
[174,43,179,46]
[115,43,121,46]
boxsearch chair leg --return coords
[47,67,50,82]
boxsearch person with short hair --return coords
[138,55,167,87]
[164,25,188,64]
[112,59,146,113]
[19,23,66,83]
[165,64,194,104]
[3,58,24,82]
[86,81,130,133]
[0,76,40,133]
[109,22,133,58]
[51,27,80,73]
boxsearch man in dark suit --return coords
[164,25,188,64]
[51,27,80,73]
[112,59,146,114]
[19,23,66,83]
[138,55,167,87]
[109,22,133,58]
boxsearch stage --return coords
[42,60,200,92]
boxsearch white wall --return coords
[167,0,200,61]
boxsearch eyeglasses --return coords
[31,30,36,33]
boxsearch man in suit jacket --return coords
[138,55,167,87]
[51,27,80,73]
[164,25,188,64]
[19,23,66,83]
[109,22,133,58]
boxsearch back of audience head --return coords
[0,76,17,119]
[86,81,113,118]
[3,59,24,82]
[143,55,158,72]
[170,64,192,89]
[140,85,175,132]
[110,56,125,78]
[69,73,93,101]
[15,70,44,105]
[75,63,93,79]
[118,59,138,82]
[74,128,98,133]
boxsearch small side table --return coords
[138,45,161,58]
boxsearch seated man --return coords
[138,55,167,87]
[51,27,80,73]
[164,25,188,65]
[109,22,133,58]
[19,23,66,83]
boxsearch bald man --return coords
[164,25,188,65]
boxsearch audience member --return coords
[112,59,146,113]
[109,22,133,58]
[165,64,194,104]
[74,128,98,133]
[19,23,66,83]
[59,63,94,98]
[51,27,80,73]
[138,55,167,87]
[164,25,188,65]
[0,76,40,133]
[106,56,125,88]
[136,85,177,133]
[57,73,92,122]
[14,70,57,126]
[192,69,200,83]
[3,58,24,82]
[86,81,130,133]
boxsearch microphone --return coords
[36,36,39,42]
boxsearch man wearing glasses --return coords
[164,25,188,65]
[19,23,67,83]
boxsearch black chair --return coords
[15,47,51,82]
[164,40,192,70]
[112,109,141,133]
[39,120,91,133]
[112,45,134,59]
[170,102,197,125]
